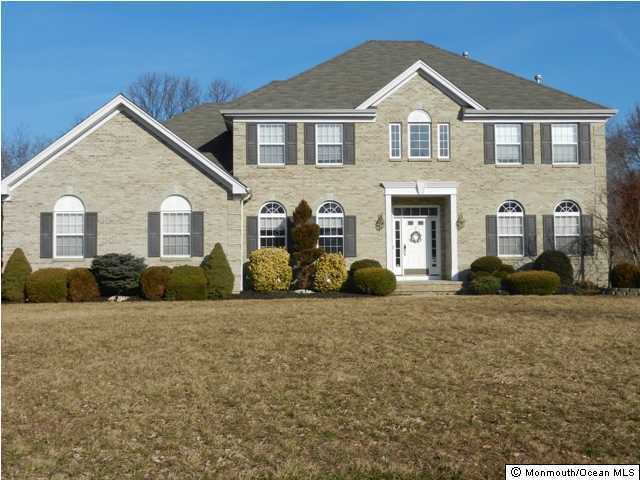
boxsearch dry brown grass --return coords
[2,296,639,479]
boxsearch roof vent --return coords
[534,74,543,85]
[462,51,470,59]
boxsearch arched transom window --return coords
[554,200,581,254]
[161,195,191,257]
[317,201,344,254]
[54,195,85,258]
[497,200,524,257]
[408,110,431,159]
[259,201,287,248]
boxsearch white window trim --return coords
[495,124,522,165]
[317,201,345,253]
[257,123,286,166]
[258,202,288,249]
[437,123,450,160]
[551,123,579,165]
[315,123,343,166]
[53,212,85,259]
[160,211,191,258]
[554,201,581,254]
[408,122,431,160]
[497,201,525,258]
[389,123,401,160]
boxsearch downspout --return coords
[240,189,252,292]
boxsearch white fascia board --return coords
[221,109,377,123]
[382,181,459,197]
[462,108,618,123]
[356,60,485,111]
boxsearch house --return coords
[1,40,616,291]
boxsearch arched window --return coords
[317,201,344,254]
[497,200,524,257]
[161,195,191,257]
[259,201,287,248]
[554,200,581,254]
[408,110,431,159]
[54,195,85,258]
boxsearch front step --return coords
[393,280,463,296]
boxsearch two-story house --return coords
[1,41,616,291]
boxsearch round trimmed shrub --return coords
[248,248,292,292]
[469,275,501,295]
[533,250,574,286]
[469,270,492,281]
[201,243,235,299]
[504,271,560,295]
[91,253,146,296]
[345,258,383,292]
[313,253,348,293]
[610,263,640,288]
[1,248,32,302]
[140,266,172,301]
[165,266,207,301]
[494,264,516,280]
[67,268,100,302]
[26,268,68,303]
[353,267,397,296]
[470,256,503,274]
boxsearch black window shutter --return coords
[304,124,316,165]
[344,215,356,257]
[84,212,98,258]
[286,216,294,252]
[581,214,594,256]
[343,123,355,165]
[578,123,591,164]
[522,124,534,164]
[246,216,258,257]
[246,123,257,165]
[285,124,297,165]
[40,212,53,258]
[485,215,497,256]
[542,215,555,251]
[148,212,161,257]
[191,211,204,257]
[524,214,537,257]
[541,124,552,164]
[483,124,495,164]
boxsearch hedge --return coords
[313,253,348,292]
[166,266,207,301]
[469,275,501,295]
[67,268,100,302]
[353,267,397,296]
[26,268,68,303]
[345,258,382,292]
[249,248,292,292]
[610,263,640,288]
[201,243,234,299]
[534,250,574,286]
[140,266,172,301]
[1,248,32,302]
[470,256,503,274]
[504,271,560,295]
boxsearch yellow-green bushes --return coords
[313,253,348,292]
[249,248,292,292]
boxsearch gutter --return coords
[462,108,618,123]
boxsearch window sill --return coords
[160,256,195,262]
[408,158,432,162]
[437,157,451,162]
[389,158,402,162]
[257,164,286,169]
[53,257,86,262]
[551,163,580,168]
[315,164,344,169]
[495,163,524,168]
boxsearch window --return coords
[259,201,287,248]
[495,124,522,164]
[497,200,524,256]
[161,195,191,257]
[317,201,344,254]
[408,110,431,159]
[258,124,285,165]
[389,123,401,159]
[316,124,343,165]
[552,124,578,164]
[54,195,84,258]
[554,200,581,255]
[438,123,450,159]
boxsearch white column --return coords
[384,193,394,272]
[450,193,459,280]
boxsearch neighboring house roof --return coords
[225,40,609,110]
[1,95,248,196]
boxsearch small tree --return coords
[201,243,234,299]
[91,253,146,296]
[290,200,323,289]
[1,248,32,302]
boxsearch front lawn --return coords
[2,296,639,479]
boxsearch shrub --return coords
[504,271,560,295]
[290,200,321,289]
[610,263,640,288]
[469,275,501,295]
[470,256,503,274]
[494,264,516,280]
[140,266,172,301]
[534,250,574,286]
[469,270,492,281]
[353,267,397,296]
[1,248,32,302]
[91,253,146,296]
[345,258,382,292]
[313,253,348,292]
[26,268,68,303]
[165,266,207,301]
[201,243,235,299]
[67,268,100,302]
[249,248,292,292]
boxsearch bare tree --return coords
[206,79,244,104]
[126,73,202,121]
[1,127,50,178]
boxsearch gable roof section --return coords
[226,40,610,111]
[1,95,248,196]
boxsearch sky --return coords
[2,1,640,140]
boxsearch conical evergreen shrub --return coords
[201,243,234,299]
[2,248,32,302]
[290,200,322,289]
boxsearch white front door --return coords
[402,218,428,275]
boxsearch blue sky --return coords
[2,2,639,139]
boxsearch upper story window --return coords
[552,124,578,164]
[389,123,401,159]
[258,124,285,165]
[497,200,524,257]
[259,201,287,248]
[554,200,581,255]
[54,195,85,258]
[161,195,191,257]
[495,124,522,164]
[316,124,343,165]
[437,123,450,159]
[317,201,344,254]
[408,110,431,159]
